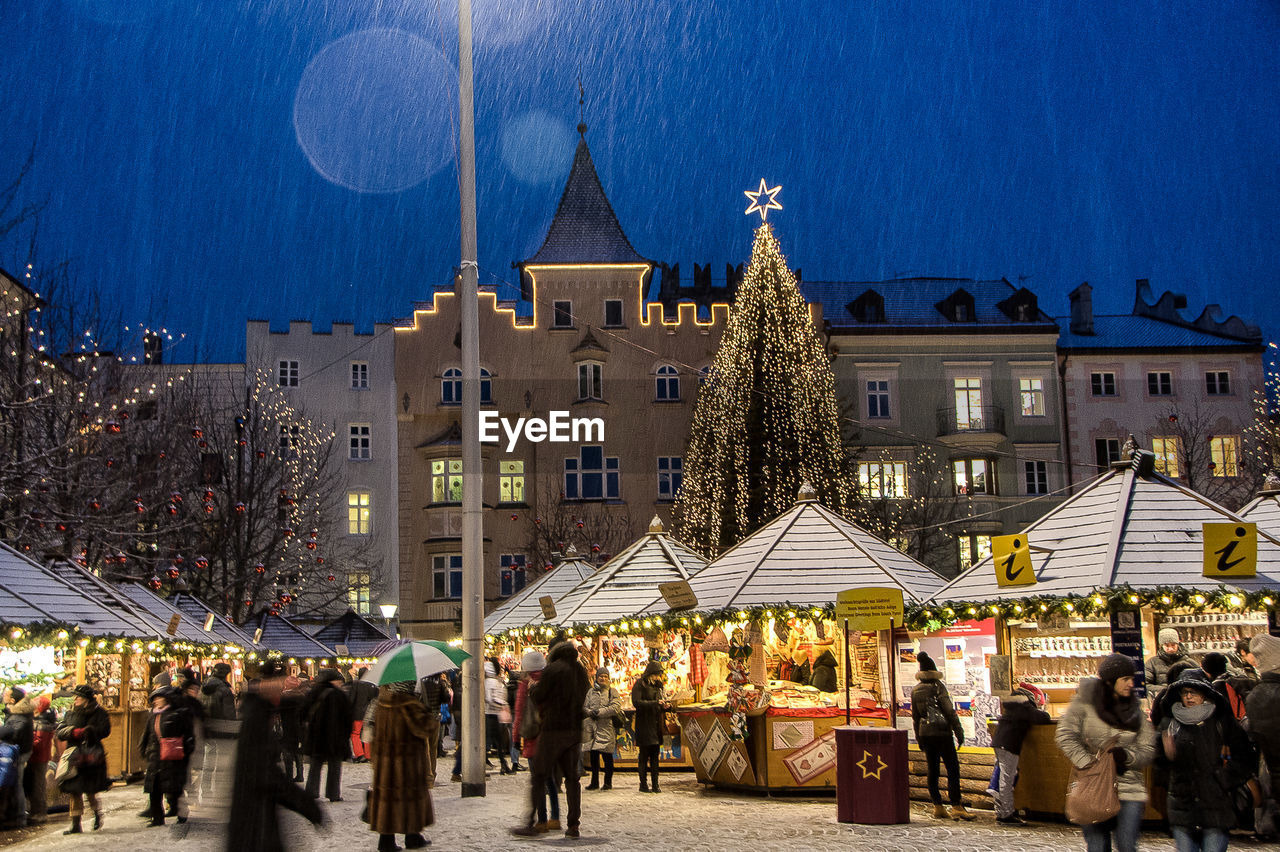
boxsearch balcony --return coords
[936,405,1006,438]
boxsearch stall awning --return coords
[45,561,210,644]
[0,545,155,638]
[313,609,391,656]
[934,464,1280,603]
[243,610,336,659]
[685,495,946,611]
[484,551,598,634]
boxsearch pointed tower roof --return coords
[484,551,598,634]
[521,131,650,267]
[935,465,1280,603]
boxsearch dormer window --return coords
[997,287,1039,322]
[846,289,885,323]
[935,289,976,323]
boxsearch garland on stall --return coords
[0,619,252,660]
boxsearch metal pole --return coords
[843,618,850,726]
[888,618,897,724]
[457,0,485,798]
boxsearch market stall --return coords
[922,455,1280,815]
[315,608,392,675]
[667,485,945,791]
[166,590,265,687]
[483,546,599,637]
[242,609,337,675]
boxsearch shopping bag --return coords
[54,747,79,786]
[1065,736,1121,826]
[519,701,540,741]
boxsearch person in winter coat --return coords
[1056,653,1157,852]
[911,652,973,820]
[1157,669,1256,851]
[630,661,668,794]
[1246,634,1280,832]
[366,681,433,852]
[55,684,112,834]
[0,688,35,828]
[810,651,838,693]
[1146,628,1193,687]
[512,641,589,839]
[138,686,196,826]
[226,660,324,852]
[990,685,1051,825]
[513,650,559,832]
[199,662,238,798]
[26,694,55,825]
[346,669,378,762]
[278,674,306,783]
[483,659,513,774]
[1202,652,1255,722]
[304,668,352,801]
[583,666,621,791]
[788,648,811,686]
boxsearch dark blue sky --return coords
[3,1,1277,362]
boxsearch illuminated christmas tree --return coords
[674,216,855,556]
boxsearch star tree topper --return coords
[743,179,783,222]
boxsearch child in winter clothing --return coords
[989,685,1050,824]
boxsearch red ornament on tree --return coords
[87,498,101,511]
[203,489,214,502]
[234,502,246,514]
[244,599,253,608]
[326,574,335,582]
[148,575,163,591]
[254,562,266,574]
[282,528,294,538]
[166,567,180,580]
[204,505,214,514]
[169,491,183,504]
[105,421,120,434]
[256,450,266,459]
[167,503,179,515]
[305,540,316,550]
[195,556,209,570]
[134,499,146,513]
[315,556,324,565]
[192,428,203,440]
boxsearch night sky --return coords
[3,1,1277,362]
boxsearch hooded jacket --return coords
[809,651,838,693]
[0,695,35,756]
[911,670,964,743]
[530,642,589,734]
[484,660,509,715]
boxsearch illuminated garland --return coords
[0,620,252,659]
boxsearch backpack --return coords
[919,686,950,736]
[0,742,17,789]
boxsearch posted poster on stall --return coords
[896,642,919,703]
[943,641,966,687]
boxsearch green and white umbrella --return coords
[361,640,470,685]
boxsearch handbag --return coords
[156,716,185,761]
[75,741,104,768]
[54,746,79,785]
[497,705,512,726]
[1065,735,1121,826]
[519,701,541,741]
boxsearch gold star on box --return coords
[743,179,782,222]
[857,748,888,780]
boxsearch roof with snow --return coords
[111,581,232,645]
[0,543,150,635]
[1056,314,1263,351]
[684,496,946,610]
[166,591,263,650]
[484,551,599,633]
[802,277,1057,332]
[242,610,336,658]
[934,464,1280,602]
[47,560,205,640]
[313,609,392,656]
[1239,491,1280,535]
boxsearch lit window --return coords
[500,554,527,597]
[957,535,993,571]
[1095,438,1121,470]
[1090,372,1117,396]
[657,456,683,500]
[278,360,299,387]
[953,458,994,495]
[1019,378,1045,417]
[348,572,371,614]
[349,424,371,460]
[564,446,619,500]
[347,491,371,535]
[1024,461,1048,495]
[953,378,983,429]
[1147,371,1173,396]
[1210,436,1240,477]
[857,462,907,498]
[866,381,890,419]
[552,300,573,328]
[499,460,525,503]
[578,362,603,401]
[604,300,624,327]
[1151,436,1180,478]
[432,554,462,599]
[1206,371,1231,396]
[351,362,369,389]
[431,459,463,503]
[655,365,680,401]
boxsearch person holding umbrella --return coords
[366,681,433,851]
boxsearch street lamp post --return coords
[379,603,399,638]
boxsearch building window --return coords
[500,554,527,597]
[866,381,890,419]
[657,456,683,500]
[1151,436,1180,478]
[279,424,300,459]
[351,362,369,389]
[1095,438,1121,470]
[431,459,463,503]
[857,461,907,498]
[440,367,491,404]
[1024,460,1049,495]
[564,446,619,500]
[1147,371,1173,396]
[498,460,525,503]
[698,366,713,388]
[552,300,573,328]
[655,365,680,401]
[954,377,983,430]
[349,424,371,460]
[953,458,994,496]
[578,362,603,401]
[1206,371,1231,396]
[604,299,624,327]
[1090,372,1117,396]
[348,572,371,615]
[347,490,372,535]
[432,554,462,599]
[278,360,299,387]
[957,535,992,572]
[1019,378,1046,417]
[1210,436,1240,477]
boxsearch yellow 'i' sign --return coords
[992,534,1036,587]
[1202,523,1257,578]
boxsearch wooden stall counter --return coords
[1015,722,1161,821]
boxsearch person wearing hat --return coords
[513,650,559,832]
[1246,633,1280,837]
[303,667,352,802]
[138,686,196,827]
[227,660,324,851]
[1146,627,1192,687]
[910,652,973,820]
[55,685,111,834]
[631,660,669,795]
[1158,668,1256,850]
[989,684,1051,825]
[583,665,622,792]
[1056,653,1157,852]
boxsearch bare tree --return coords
[522,478,633,578]
[1147,400,1264,510]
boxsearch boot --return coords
[949,803,976,821]
[585,773,600,790]
[499,757,512,775]
[932,803,949,819]
[650,769,661,793]
[93,811,104,831]
[378,834,402,852]
[64,816,82,835]
[638,779,649,793]
[404,833,429,849]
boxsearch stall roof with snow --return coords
[242,610,336,658]
[0,543,152,636]
[165,591,264,651]
[313,609,392,656]
[484,547,599,634]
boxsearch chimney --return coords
[1069,282,1093,335]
